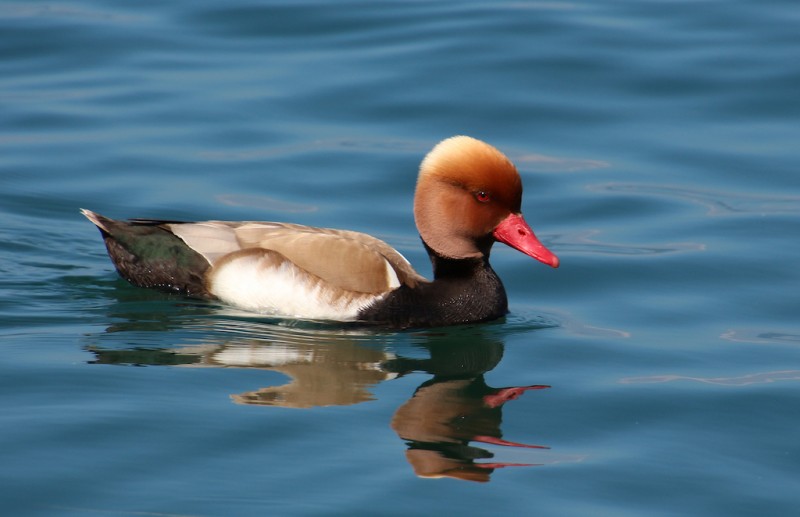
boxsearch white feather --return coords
[384,259,401,289]
[207,251,383,321]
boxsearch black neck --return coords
[426,244,485,280]
[359,239,508,328]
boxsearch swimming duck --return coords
[82,136,558,328]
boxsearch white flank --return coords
[207,252,384,321]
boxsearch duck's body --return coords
[83,136,558,328]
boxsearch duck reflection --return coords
[384,332,549,482]
[393,379,549,482]
[86,314,552,481]
[89,330,394,408]
[217,341,390,408]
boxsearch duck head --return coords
[414,136,559,268]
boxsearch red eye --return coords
[475,191,490,203]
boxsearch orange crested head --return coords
[413,136,558,268]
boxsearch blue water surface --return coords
[1,1,799,516]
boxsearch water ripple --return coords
[620,370,800,386]
[589,183,800,216]
[721,329,800,347]
[215,194,318,214]
[550,229,704,256]
[0,3,149,24]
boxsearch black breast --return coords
[358,253,508,328]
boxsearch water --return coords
[1,1,799,515]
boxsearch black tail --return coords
[81,209,214,299]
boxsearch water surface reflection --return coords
[86,306,559,482]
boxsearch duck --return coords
[82,135,559,328]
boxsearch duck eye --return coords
[475,191,491,203]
